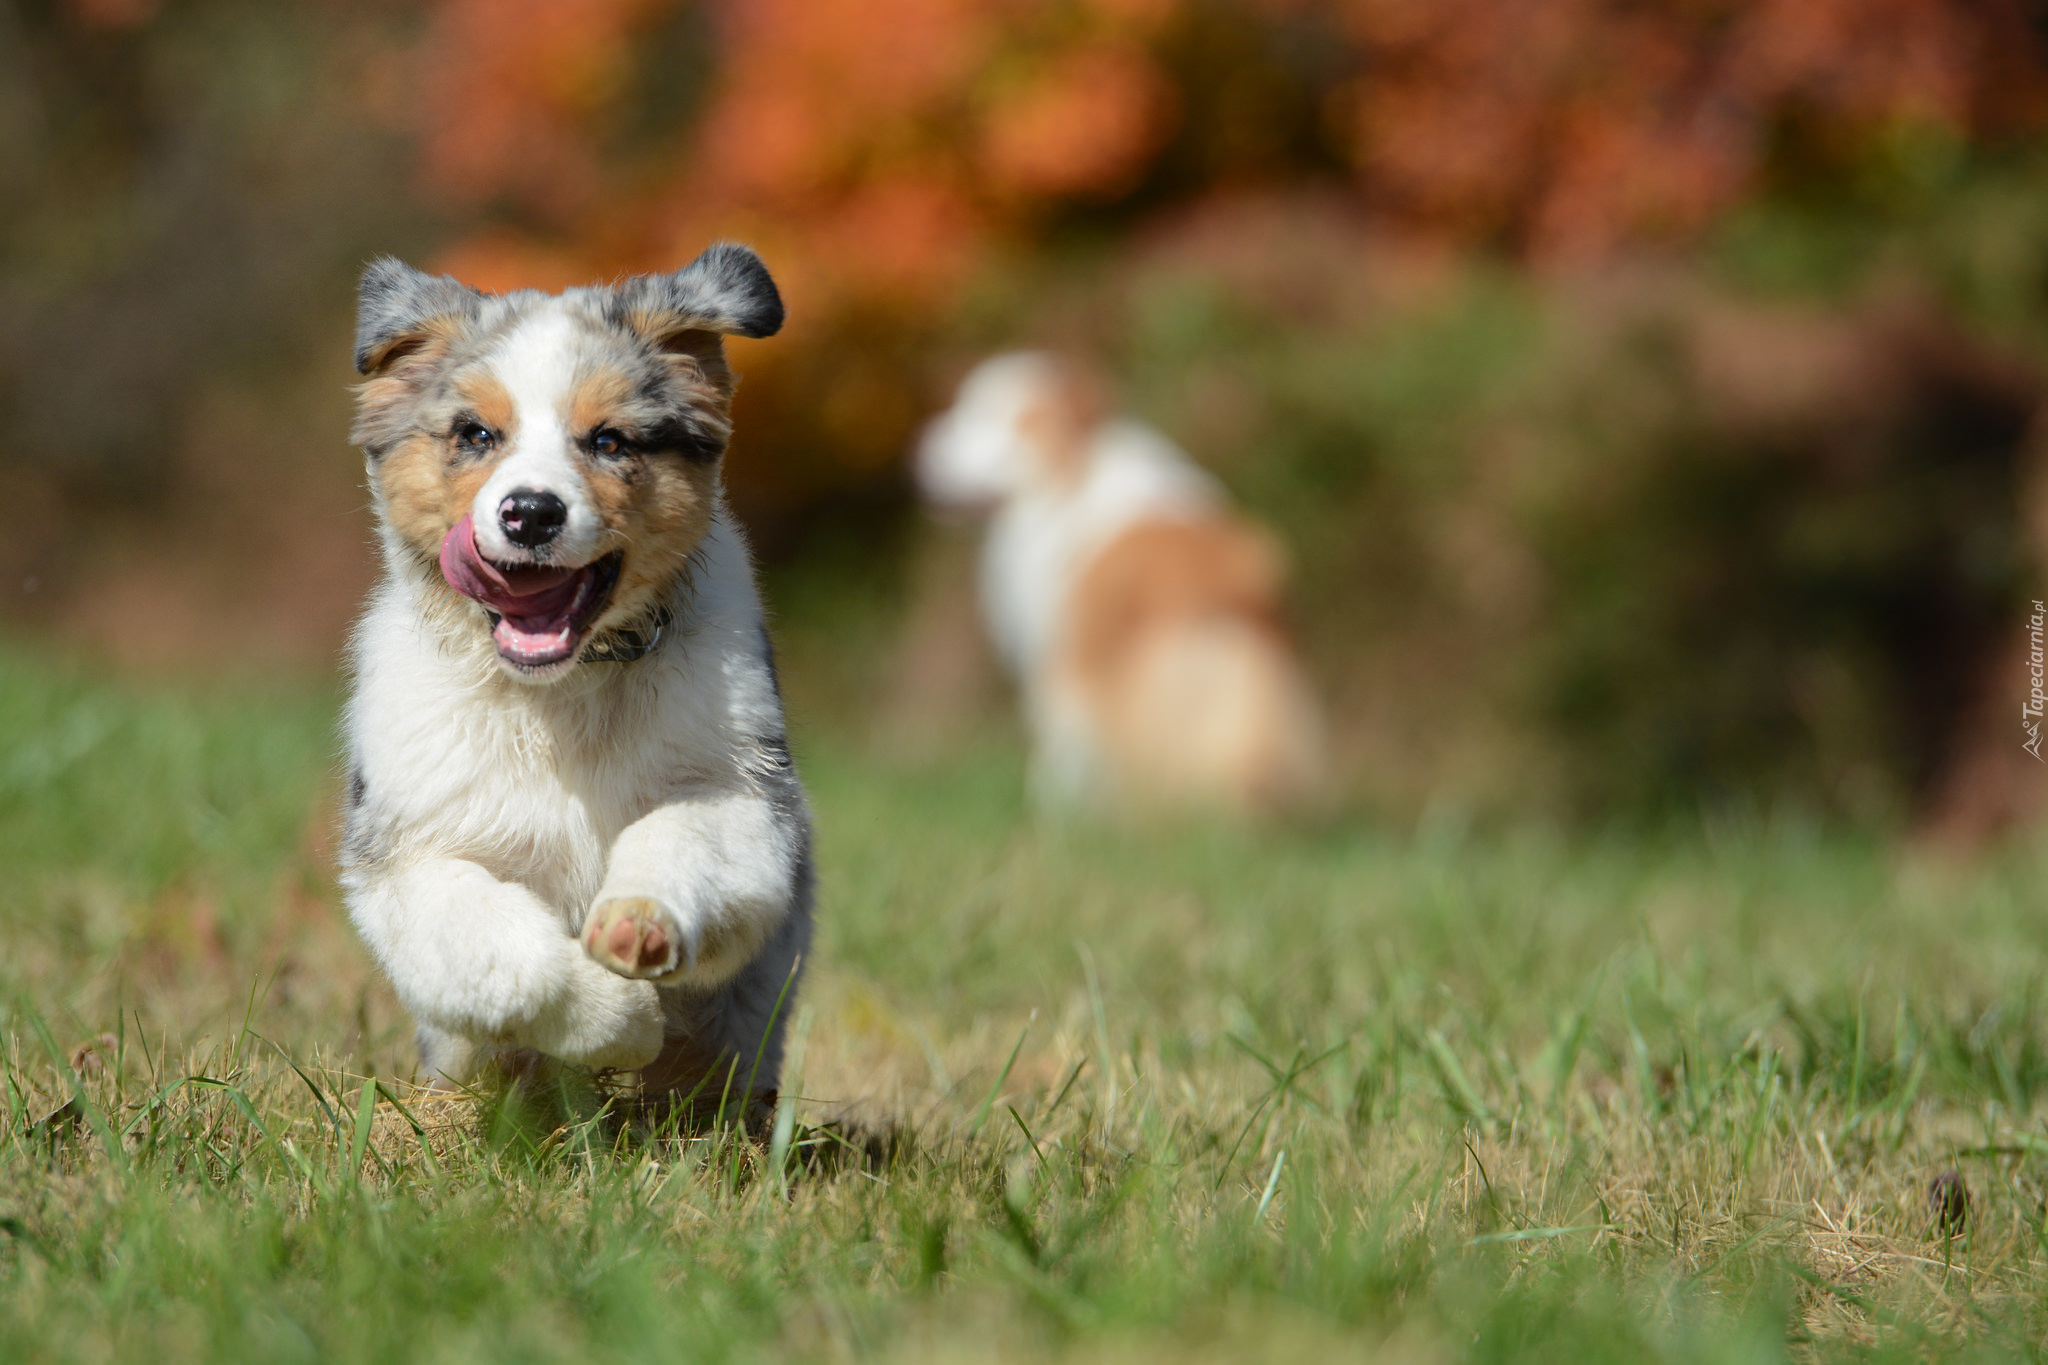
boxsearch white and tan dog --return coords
[340,243,811,1104]
[917,352,1325,815]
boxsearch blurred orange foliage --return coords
[400,0,1186,312]
[381,0,2048,515]
[396,0,2046,305]
[1315,0,2045,256]
[413,0,665,217]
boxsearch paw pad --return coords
[583,897,682,979]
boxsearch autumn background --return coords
[5,0,2048,830]
[17,4,2048,1360]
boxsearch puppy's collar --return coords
[583,603,673,665]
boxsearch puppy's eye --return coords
[590,427,629,457]
[454,421,497,453]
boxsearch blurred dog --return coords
[916,352,1325,815]
[340,243,812,1103]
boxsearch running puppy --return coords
[916,352,1326,815]
[340,243,811,1103]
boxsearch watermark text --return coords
[2026,600,2045,760]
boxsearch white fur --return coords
[342,505,812,1091]
[973,420,1220,675]
[918,355,1223,675]
[471,305,610,567]
[918,353,1246,801]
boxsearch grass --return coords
[3,641,2048,1361]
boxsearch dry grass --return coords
[3,643,2048,1362]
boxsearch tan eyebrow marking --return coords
[453,372,517,438]
[570,366,638,437]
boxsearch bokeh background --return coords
[8,0,2048,838]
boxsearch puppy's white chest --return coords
[354,657,655,914]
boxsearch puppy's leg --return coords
[1026,681,1104,809]
[348,858,664,1071]
[582,782,806,990]
[415,1024,480,1088]
[414,1027,551,1091]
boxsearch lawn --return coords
[3,640,2048,1363]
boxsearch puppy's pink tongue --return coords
[439,514,595,667]
[438,515,577,608]
[439,515,496,600]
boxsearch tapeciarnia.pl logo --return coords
[2027,599,2046,761]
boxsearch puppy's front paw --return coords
[579,981,665,1070]
[583,896,684,980]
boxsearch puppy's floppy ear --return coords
[353,257,482,375]
[612,242,785,346]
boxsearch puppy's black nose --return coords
[499,489,567,548]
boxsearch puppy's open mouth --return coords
[438,515,621,668]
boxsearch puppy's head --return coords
[351,242,782,681]
[914,352,1107,512]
